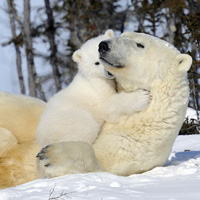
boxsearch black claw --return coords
[36,145,50,160]
[36,153,46,160]
[44,163,51,167]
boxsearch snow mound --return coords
[0,135,200,200]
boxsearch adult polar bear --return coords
[37,32,192,177]
[0,92,45,188]
[0,31,191,188]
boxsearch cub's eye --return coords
[95,62,100,65]
[136,43,145,48]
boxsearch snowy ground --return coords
[0,135,200,199]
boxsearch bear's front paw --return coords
[36,141,103,178]
[131,89,151,112]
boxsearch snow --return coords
[186,107,199,121]
[0,134,199,200]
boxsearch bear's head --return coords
[73,30,115,79]
[99,32,192,92]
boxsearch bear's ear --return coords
[176,54,192,72]
[104,29,114,38]
[120,32,134,39]
[72,49,82,63]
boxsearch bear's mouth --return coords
[104,69,115,79]
[100,57,124,68]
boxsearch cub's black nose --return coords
[98,41,110,53]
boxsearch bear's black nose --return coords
[98,41,110,53]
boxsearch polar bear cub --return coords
[36,30,150,148]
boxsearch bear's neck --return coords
[130,68,189,145]
[117,78,151,92]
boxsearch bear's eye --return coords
[95,62,100,65]
[136,43,145,48]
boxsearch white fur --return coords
[0,91,46,188]
[37,142,103,178]
[94,32,192,175]
[36,30,150,148]
[37,32,192,178]
[0,32,192,186]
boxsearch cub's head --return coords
[99,32,192,91]
[73,30,115,79]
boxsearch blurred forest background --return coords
[1,0,200,134]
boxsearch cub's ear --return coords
[72,49,82,63]
[104,29,114,38]
[176,54,192,72]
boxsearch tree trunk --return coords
[7,0,25,94]
[23,0,37,97]
[44,0,61,91]
[23,0,45,100]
